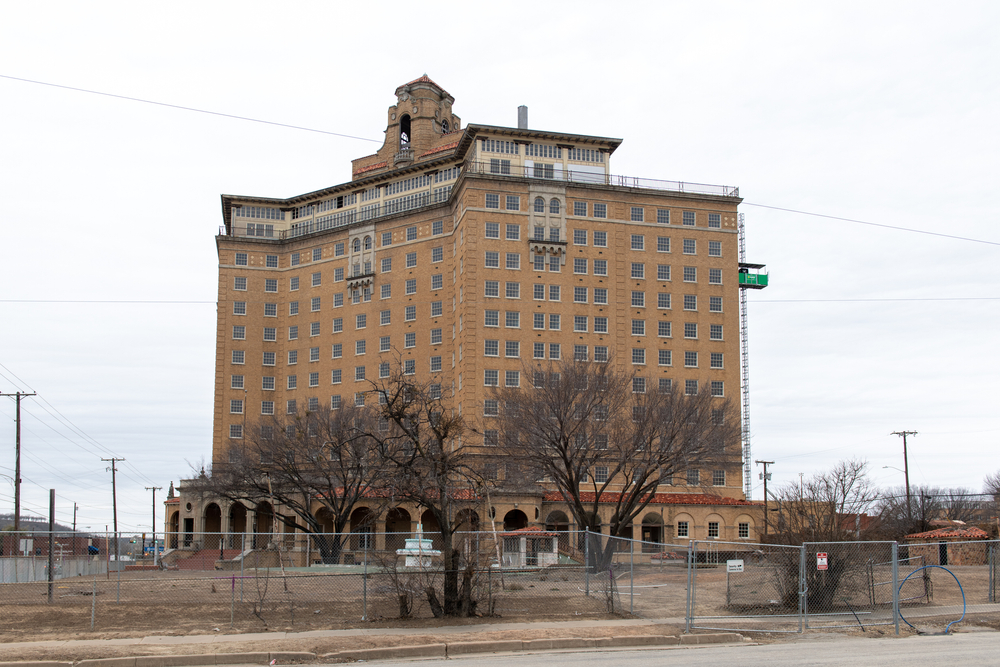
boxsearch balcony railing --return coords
[463,160,739,197]
[222,163,738,240]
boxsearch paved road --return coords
[314,632,999,667]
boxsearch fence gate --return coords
[687,540,805,633]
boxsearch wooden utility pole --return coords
[145,486,162,566]
[756,460,774,536]
[102,458,125,562]
[1,391,37,533]
[891,431,917,524]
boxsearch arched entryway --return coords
[545,510,571,553]
[313,507,337,564]
[228,503,247,549]
[253,501,273,549]
[420,510,444,551]
[204,503,222,550]
[503,509,528,531]
[384,507,411,552]
[641,513,664,552]
[167,511,179,549]
[350,507,376,551]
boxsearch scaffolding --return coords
[738,213,768,499]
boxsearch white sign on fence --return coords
[816,552,828,571]
[726,559,744,573]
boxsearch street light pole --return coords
[891,431,917,525]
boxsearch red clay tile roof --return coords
[501,527,559,537]
[418,140,460,159]
[906,526,989,540]
[165,498,179,504]
[543,491,758,507]
[354,161,388,175]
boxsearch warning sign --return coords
[726,559,744,573]
[816,552,828,571]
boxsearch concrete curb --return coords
[6,633,745,667]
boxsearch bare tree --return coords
[198,403,387,563]
[768,458,880,543]
[876,486,987,539]
[362,366,487,617]
[494,359,739,567]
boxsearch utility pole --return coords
[145,486,162,566]
[756,460,774,536]
[1,391,37,534]
[102,458,125,563]
[891,431,917,525]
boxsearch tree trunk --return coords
[425,586,443,618]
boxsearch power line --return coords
[0,74,381,144]
[743,202,1000,247]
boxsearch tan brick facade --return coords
[169,76,762,559]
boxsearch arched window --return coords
[353,238,361,253]
[363,236,372,250]
[534,197,545,213]
[441,119,450,133]
[550,199,561,214]
[400,114,411,146]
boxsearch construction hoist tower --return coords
[737,212,768,499]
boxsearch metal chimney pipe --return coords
[518,105,528,129]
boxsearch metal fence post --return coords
[989,542,995,603]
[240,532,245,603]
[798,544,806,633]
[584,528,590,597]
[892,541,900,636]
[629,537,634,615]
[685,541,695,633]
[362,533,368,621]
[90,577,96,630]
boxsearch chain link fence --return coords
[3,531,999,636]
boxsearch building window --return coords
[506,282,520,298]
[235,252,248,266]
[264,327,277,341]
[234,277,247,291]
[594,317,608,333]
[657,265,671,281]
[684,351,698,368]
[574,345,588,362]
[404,332,416,348]
[506,253,520,270]
[710,352,724,369]
[657,209,670,224]
[506,195,520,211]
[657,237,671,254]
[354,366,366,382]
[711,381,724,397]
[658,349,672,366]
[594,288,608,304]
[684,295,697,311]
[632,319,645,336]
[261,376,275,391]
[431,274,443,290]
[685,379,698,395]
[289,276,299,291]
[549,199,560,214]
[682,211,696,226]
[505,340,520,357]
[684,266,697,282]
[708,213,721,228]
[708,522,719,538]
[739,522,750,539]
[484,251,500,269]
[484,339,499,356]
[506,224,520,240]
[233,301,246,316]
[404,306,416,321]
[230,399,243,414]
[574,286,588,303]
[287,375,298,390]
[710,297,722,313]
[548,255,560,272]
[549,343,561,360]
[631,234,645,251]
[549,313,561,330]
[631,262,645,279]
[309,372,319,387]
[709,268,722,284]
[433,220,444,235]
[533,342,545,358]
[710,324,723,340]
[630,207,644,222]
[505,370,520,387]
[677,521,689,538]
[406,226,417,241]
[484,310,499,327]
[355,339,366,355]
[592,203,606,219]
[505,311,520,328]
[594,346,608,362]
[484,280,499,298]
[431,328,443,344]
[659,378,672,393]
[713,470,726,487]
[683,239,696,255]
[658,321,672,337]
[332,343,342,359]
[684,323,697,339]
[632,348,645,365]
[331,369,342,384]
[595,466,609,484]
[631,291,645,307]
[485,222,500,239]
[229,424,243,439]
[574,316,588,332]
[708,240,722,257]
[573,202,587,217]
[263,352,276,366]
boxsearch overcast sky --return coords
[1,1,997,533]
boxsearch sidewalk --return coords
[0,617,748,666]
